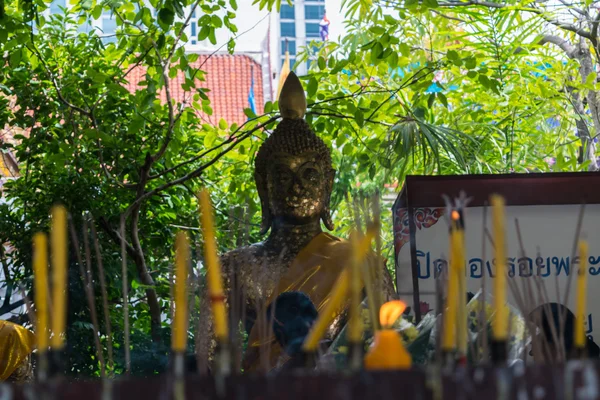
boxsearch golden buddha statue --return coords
[210,72,396,372]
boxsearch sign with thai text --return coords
[394,204,600,338]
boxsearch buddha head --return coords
[255,72,335,235]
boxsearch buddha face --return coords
[266,151,331,224]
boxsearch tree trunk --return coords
[97,215,162,342]
[129,206,163,343]
[573,41,599,170]
[539,36,599,170]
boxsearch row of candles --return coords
[31,192,228,374]
[33,193,405,373]
[441,195,590,361]
[32,192,590,375]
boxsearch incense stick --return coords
[120,216,131,374]
[81,218,106,378]
[89,221,114,372]
[479,203,489,362]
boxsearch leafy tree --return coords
[340,0,599,169]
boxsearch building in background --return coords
[278,0,326,76]
[43,0,331,115]
[125,54,264,126]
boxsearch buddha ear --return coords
[321,169,335,231]
[255,173,272,235]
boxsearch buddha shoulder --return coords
[220,243,269,271]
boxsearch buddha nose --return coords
[292,176,304,193]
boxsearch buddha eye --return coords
[302,167,320,182]
[272,167,293,183]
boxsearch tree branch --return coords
[539,34,577,56]
[147,114,279,180]
[433,0,592,38]
[431,8,469,23]
[127,116,278,212]
[97,216,137,260]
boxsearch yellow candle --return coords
[34,232,49,353]
[348,232,363,343]
[303,269,349,352]
[575,240,589,349]
[442,230,458,351]
[172,231,189,352]
[303,230,375,352]
[455,220,468,357]
[50,205,67,350]
[198,189,228,341]
[364,301,412,370]
[491,194,508,341]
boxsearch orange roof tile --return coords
[125,54,265,126]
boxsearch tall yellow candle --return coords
[575,240,589,349]
[455,218,468,357]
[491,194,508,341]
[442,230,458,351]
[348,232,363,343]
[303,269,349,352]
[198,189,228,341]
[50,205,67,350]
[172,231,189,352]
[34,232,49,353]
[303,230,374,352]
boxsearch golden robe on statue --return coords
[240,233,395,372]
[0,321,35,381]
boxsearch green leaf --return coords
[399,43,410,57]
[384,14,397,24]
[81,0,93,10]
[218,119,227,130]
[356,110,365,127]
[199,25,210,40]
[158,8,175,29]
[211,15,223,28]
[244,108,256,118]
[423,0,439,8]
[464,57,477,70]
[427,93,435,109]
[389,51,399,68]
[318,56,326,70]
[586,72,597,86]
[264,101,273,113]
[446,50,459,61]
[204,131,217,147]
[478,74,490,88]
[369,26,386,35]
[157,34,166,49]
[9,49,21,67]
[342,143,353,155]
[438,92,448,108]
[92,5,102,19]
[467,71,477,79]
[371,42,384,62]
[208,29,217,45]
[381,48,394,59]
[307,77,318,98]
